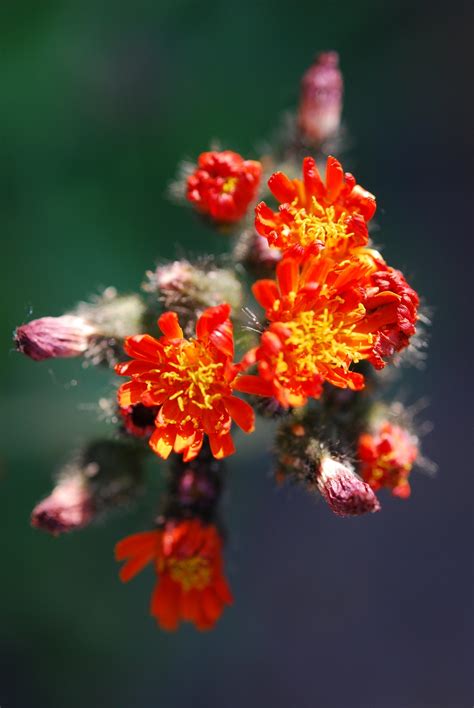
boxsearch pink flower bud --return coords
[317,456,381,517]
[31,477,94,535]
[298,51,343,144]
[15,315,95,361]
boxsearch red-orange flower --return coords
[236,255,415,407]
[187,150,262,223]
[115,304,255,461]
[115,519,233,631]
[357,421,418,498]
[255,156,376,260]
[363,267,420,369]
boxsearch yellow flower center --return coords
[284,199,350,252]
[281,308,373,378]
[160,341,225,412]
[222,176,238,193]
[168,556,211,591]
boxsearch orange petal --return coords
[182,433,204,462]
[233,374,274,397]
[276,258,299,296]
[268,171,297,203]
[123,334,162,361]
[303,156,324,200]
[252,279,279,310]
[209,432,235,459]
[117,381,147,407]
[325,155,344,201]
[158,311,183,339]
[115,531,160,561]
[223,395,255,433]
[151,576,180,631]
[149,428,175,459]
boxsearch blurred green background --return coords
[1,1,472,707]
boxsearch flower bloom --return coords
[115,519,233,631]
[235,256,407,407]
[115,304,255,461]
[357,421,419,498]
[298,51,343,144]
[14,315,95,361]
[187,150,262,223]
[363,267,420,368]
[255,156,376,261]
[317,456,381,516]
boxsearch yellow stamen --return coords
[168,556,211,591]
[222,176,238,194]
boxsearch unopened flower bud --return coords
[31,475,94,534]
[161,442,224,522]
[14,315,95,361]
[31,440,144,535]
[317,456,381,517]
[233,228,282,276]
[298,51,343,145]
[143,259,243,336]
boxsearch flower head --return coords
[187,150,262,223]
[115,304,255,461]
[14,315,95,361]
[255,156,376,260]
[357,421,418,498]
[236,256,393,406]
[298,51,343,144]
[364,267,420,368]
[115,519,233,631]
[317,456,381,516]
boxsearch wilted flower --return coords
[116,304,255,460]
[298,51,344,145]
[186,150,262,223]
[116,519,233,631]
[317,456,381,516]
[357,421,418,498]
[15,315,95,361]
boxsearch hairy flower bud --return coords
[143,259,243,336]
[31,476,94,534]
[14,289,146,367]
[233,228,282,276]
[31,440,144,535]
[317,456,381,517]
[298,51,343,145]
[159,442,224,522]
[14,315,95,361]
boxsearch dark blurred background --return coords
[1,1,472,706]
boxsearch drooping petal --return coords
[158,311,184,339]
[223,396,255,433]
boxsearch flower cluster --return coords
[15,51,431,632]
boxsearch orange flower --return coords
[187,150,262,223]
[255,156,376,260]
[358,421,418,498]
[115,304,255,461]
[363,267,420,369]
[115,519,233,631]
[236,256,413,407]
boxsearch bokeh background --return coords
[1,1,472,706]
